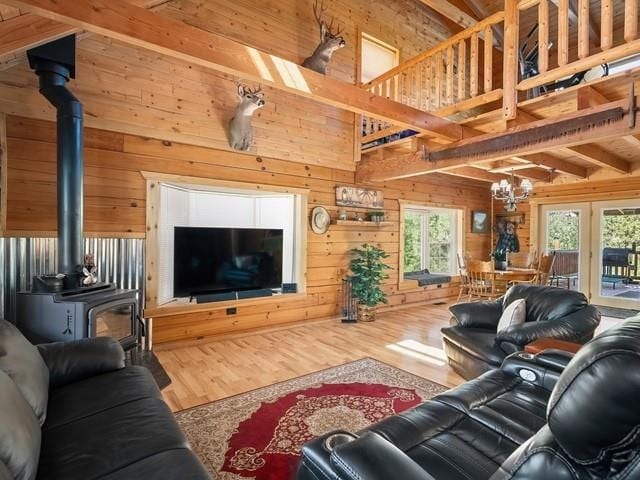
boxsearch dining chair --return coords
[508,251,534,269]
[533,252,556,285]
[456,253,469,302]
[466,259,503,301]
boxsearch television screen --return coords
[173,227,284,297]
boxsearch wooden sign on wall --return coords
[336,186,384,209]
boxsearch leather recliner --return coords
[297,316,640,480]
[441,284,601,379]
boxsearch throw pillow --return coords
[0,369,41,480]
[497,298,526,333]
[0,320,49,425]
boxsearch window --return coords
[156,182,305,304]
[403,207,463,275]
[360,33,399,84]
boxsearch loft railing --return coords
[359,12,505,145]
[514,0,640,96]
[359,0,640,149]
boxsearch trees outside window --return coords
[403,207,461,275]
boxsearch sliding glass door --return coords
[540,203,590,296]
[590,199,640,309]
[539,200,640,309]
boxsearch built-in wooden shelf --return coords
[334,220,393,227]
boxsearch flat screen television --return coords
[173,226,284,297]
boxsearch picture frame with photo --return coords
[471,211,489,233]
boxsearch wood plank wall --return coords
[0,0,456,171]
[4,115,491,342]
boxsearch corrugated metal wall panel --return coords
[0,238,144,322]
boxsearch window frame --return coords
[357,32,400,86]
[399,201,465,288]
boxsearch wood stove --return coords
[15,36,141,350]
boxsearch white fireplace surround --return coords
[157,182,300,304]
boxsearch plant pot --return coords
[358,304,376,322]
[494,260,508,271]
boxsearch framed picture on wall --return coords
[471,211,489,233]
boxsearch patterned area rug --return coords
[175,358,447,480]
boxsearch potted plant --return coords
[368,211,385,223]
[349,244,391,322]
[492,248,508,271]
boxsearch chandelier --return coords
[491,170,533,212]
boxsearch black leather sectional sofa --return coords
[0,319,211,480]
[298,316,640,480]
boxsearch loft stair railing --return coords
[359,0,640,152]
[359,12,505,146]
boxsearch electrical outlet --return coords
[226,307,237,315]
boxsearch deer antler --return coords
[312,0,328,26]
[235,80,262,94]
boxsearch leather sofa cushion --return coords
[547,316,640,465]
[0,461,12,480]
[366,370,550,480]
[97,449,211,480]
[0,319,49,425]
[44,366,161,431]
[441,327,506,366]
[0,369,41,480]
[38,367,197,480]
[502,284,588,323]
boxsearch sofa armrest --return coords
[449,299,503,329]
[330,432,435,480]
[534,349,574,371]
[495,305,601,346]
[501,350,572,392]
[37,337,125,388]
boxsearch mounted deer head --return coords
[301,0,345,75]
[228,82,265,151]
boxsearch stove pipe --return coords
[27,36,83,280]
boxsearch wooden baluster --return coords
[435,52,442,109]
[458,39,466,102]
[625,0,638,41]
[381,79,387,99]
[409,66,415,107]
[401,72,406,104]
[425,56,432,111]
[558,0,569,66]
[392,76,398,102]
[578,0,589,59]
[446,45,454,105]
[470,32,479,97]
[503,0,519,120]
[601,0,613,50]
[418,62,424,110]
[484,26,493,93]
[538,0,549,73]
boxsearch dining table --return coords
[493,267,537,291]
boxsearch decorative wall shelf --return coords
[334,220,393,227]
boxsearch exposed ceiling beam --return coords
[3,0,466,141]
[514,106,630,174]
[438,166,504,183]
[356,99,639,182]
[512,167,554,182]
[512,153,588,178]
[564,144,631,174]
[0,13,75,57]
[0,0,170,58]
[576,85,640,150]
[417,0,477,29]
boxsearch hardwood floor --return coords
[155,297,622,412]
[156,300,464,412]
